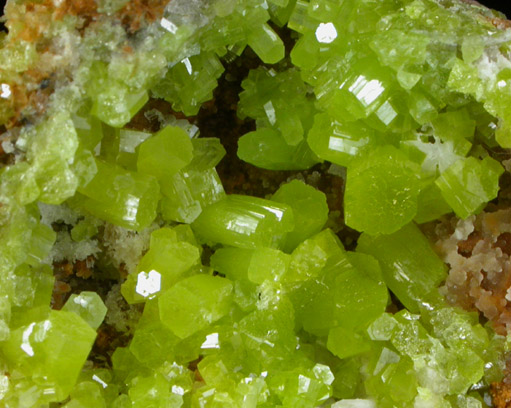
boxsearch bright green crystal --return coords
[69,158,160,231]
[129,311,179,367]
[137,126,194,179]
[159,137,226,223]
[327,327,371,360]
[1,0,511,406]
[238,128,319,170]
[25,112,80,205]
[290,248,387,337]
[237,67,319,170]
[435,156,504,219]
[151,52,225,116]
[247,23,285,64]
[344,145,423,235]
[192,195,295,249]
[122,227,200,303]
[357,223,447,312]
[307,112,375,168]
[87,61,149,128]
[1,310,96,402]
[158,274,233,339]
[272,179,329,251]
[286,228,343,282]
[129,372,181,408]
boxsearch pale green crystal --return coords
[62,292,108,330]
[159,274,233,339]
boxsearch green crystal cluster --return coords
[1,0,511,406]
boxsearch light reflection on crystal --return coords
[262,206,285,221]
[0,84,11,99]
[160,18,178,33]
[136,270,162,298]
[226,215,259,235]
[21,323,36,357]
[264,101,276,125]
[348,76,385,107]
[42,387,56,396]
[315,23,337,44]
[73,294,90,308]
[0,375,8,399]
[123,195,140,222]
[328,136,368,155]
[172,385,185,395]
[375,100,398,125]
[182,58,193,75]
[298,374,311,393]
[201,332,220,349]
[264,339,275,347]
[34,320,52,342]
[92,374,108,389]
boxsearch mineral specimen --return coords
[1,0,511,406]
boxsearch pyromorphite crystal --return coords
[357,222,447,312]
[0,310,96,402]
[344,145,423,235]
[121,226,201,304]
[272,179,329,251]
[91,86,149,129]
[26,112,80,205]
[65,380,107,408]
[62,291,107,330]
[238,128,319,170]
[137,126,194,179]
[158,137,226,223]
[435,156,504,219]
[160,167,225,223]
[158,274,233,339]
[151,52,225,116]
[69,158,160,231]
[129,319,179,367]
[247,23,285,64]
[248,247,290,284]
[237,67,320,170]
[192,195,295,249]
[291,248,388,337]
[122,239,200,304]
[327,327,371,359]
[2,0,511,406]
[286,228,344,282]
[129,372,181,408]
[307,112,375,168]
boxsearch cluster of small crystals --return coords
[1,0,511,407]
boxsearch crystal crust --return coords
[0,0,510,406]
